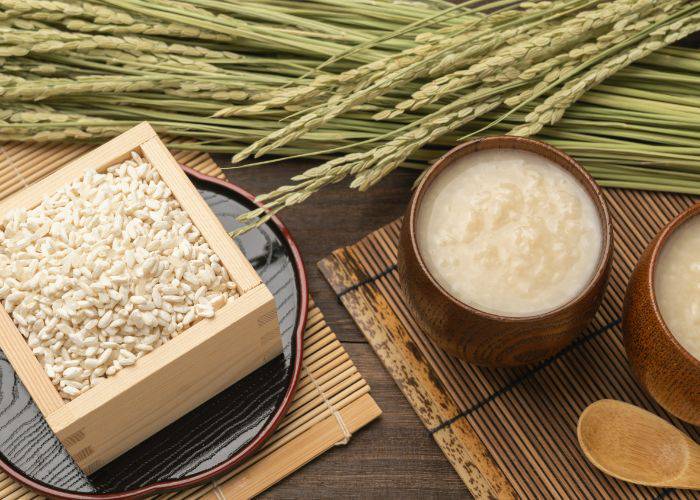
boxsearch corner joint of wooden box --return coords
[45,283,282,472]
[0,122,283,474]
[253,283,283,366]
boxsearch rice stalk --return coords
[0,0,699,227]
[510,12,700,136]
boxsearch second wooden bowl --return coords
[398,136,613,367]
[622,203,700,425]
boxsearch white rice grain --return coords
[0,153,239,401]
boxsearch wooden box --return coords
[0,123,282,473]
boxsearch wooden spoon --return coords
[578,399,700,489]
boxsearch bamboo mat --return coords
[319,188,700,499]
[0,140,381,499]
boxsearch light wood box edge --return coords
[0,122,282,473]
[48,284,279,473]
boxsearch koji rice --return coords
[0,152,237,401]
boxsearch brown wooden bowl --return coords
[622,203,700,425]
[398,136,613,367]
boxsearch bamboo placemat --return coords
[319,189,700,499]
[0,140,381,499]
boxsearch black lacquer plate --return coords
[0,167,307,498]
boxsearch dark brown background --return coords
[213,29,700,500]
[215,157,469,498]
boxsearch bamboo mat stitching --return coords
[336,263,397,298]
[428,318,621,434]
[320,193,700,498]
[302,363,351,445]
[0,141,381,499]
[0,146,30,190]
[210,480,225,500]
[332,257,626,435]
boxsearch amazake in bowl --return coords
[622,203,700,425]
[398,136,613,367]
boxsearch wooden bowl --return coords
[622,203,700,425]
[398,136,613,367]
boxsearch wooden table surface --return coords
[214,155,469,498]
[212,35,700,500]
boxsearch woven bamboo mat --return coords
[319,188,700,499]
[0,140,381,499]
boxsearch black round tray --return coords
[0,167,307,498]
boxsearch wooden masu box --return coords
[0,123,282,473]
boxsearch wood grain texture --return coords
[142,135,260,293]
[0,140,380,499]
[254,343,469,499]
[398,137,614,366]
[0,301,380,500]
[577,400,700,489]
[623,203,700,425]
[319,188,700,499]
[218,155,417,346]
[319,242,514,498]
[0,306,63,417]
[202,393,381,500]
[48,285,280,473]
[161,300,381,500]
[0,123,282,474]
[220,157,471,498]
[2,21,700,500]
[0,122,155,214]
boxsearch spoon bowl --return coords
[578,400,700,489]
